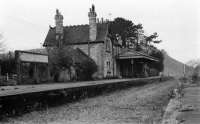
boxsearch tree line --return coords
[109,17,164,72]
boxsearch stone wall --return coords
[46,39,118,79]
[113,45,122,77]
[103,38,114,77]
[89,18,97,41]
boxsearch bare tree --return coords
[0,33,6,53]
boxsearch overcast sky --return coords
[0,0,200,63]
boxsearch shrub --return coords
[48,47,73,81]
[75,58,97,81]
[192,65,200,83]
[149,50,164,72]
[0,57,16,75]
[48,47,97,81]
[49,48,73,70]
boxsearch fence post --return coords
[15,51,22,84]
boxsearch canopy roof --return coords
[117,49,159,62]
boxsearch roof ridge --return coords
[65,24,88,28]
[44,23,108,46]
[135,50,159,61]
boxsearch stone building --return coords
[43,5,158,79]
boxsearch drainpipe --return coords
[112,40,115,77]
[88,41,90,57]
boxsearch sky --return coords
[0,0,200,63]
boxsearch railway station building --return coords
[43,5,158,80]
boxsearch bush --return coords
[49,48,73,70]
[48,47,73,81]
[149,50,164,72]
[76,58,97,81]
[0,57,16,75]
[49,47,97,81]
[192,65,200,83]
[192,72,199,83]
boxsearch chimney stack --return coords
[88,4,97,41]
[101,18,104,23]
[54,9,64,47]
[97,18,99,23]
[55,9,64,34]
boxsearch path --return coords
[176,84,200,124]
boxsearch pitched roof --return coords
[70,48,94,64]
[43,23,108,46]
[48,47,94,65]
[117,48,159,62]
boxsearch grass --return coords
[1,78,178,124]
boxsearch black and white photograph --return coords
[0,0,200,123]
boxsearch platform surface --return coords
[0,77,159,97]
[177,84,200,124]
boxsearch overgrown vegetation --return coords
[192,65,200,83]
[109,17,143,46]
[0,52,16,75]
[75,58,97,80]
[145,32,162,45]
[49,47,97,81]
[109,17,162,48]
[149,50,164,72]
[49,48,73,71]
[109,17,164,73]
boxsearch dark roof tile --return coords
[44,23,108,46]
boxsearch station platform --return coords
[0,77,159,97]
[176,84,200,124]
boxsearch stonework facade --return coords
[72,43,105,77]
[43,5,159,80]
[44,5,120,79]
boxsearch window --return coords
[106,39,111,52]
[107,61,111,75]
[107,61,111,70]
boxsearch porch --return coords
[116,49,159,78]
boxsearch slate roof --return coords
[27,48,48,55]
[64,47,93,64]
[117,48,159,62]
[43,23,108,46]
[48,47,94,66]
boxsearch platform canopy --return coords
[15,50,48,63]
[117,49,159,62]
